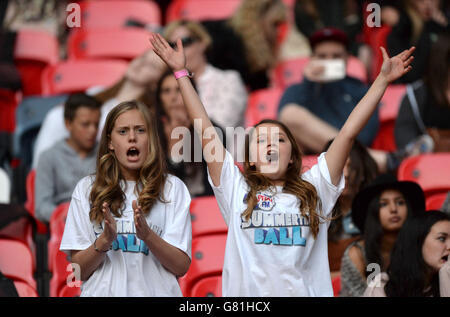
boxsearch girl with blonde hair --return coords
[60,101,192,296]
[151,31,415,296]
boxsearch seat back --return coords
[67,28,151,61]
[244,88,283,128]
[190,196,227,238]
[14,29,59,96]
[398,153,450,198]
[79,0,161,29]
[0,239,36,289]
[371,85,406,152]
[41,60,128,96]
[426,193,448,211]
[13,95,68,167]
[190,275,222,297]
[178,234,226,296]
[166,0,241,23]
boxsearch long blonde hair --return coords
[228,0,287,73]
[243,120,325,238]
[89,101,167,224]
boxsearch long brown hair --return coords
[242,119,324,238]
[228,0,286,73]
[89,101,167,224]
[425,34,450,108]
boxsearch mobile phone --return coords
[312,59,346,82]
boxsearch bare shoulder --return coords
[347,241,366,277]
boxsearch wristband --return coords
[174,69,193,79]
[94,237,111,253]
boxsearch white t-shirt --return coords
[208,151,345,297]
[60,174,192,297]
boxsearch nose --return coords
[388,201,398,213]
[128,129,137,142]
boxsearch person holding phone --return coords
[278,27,379,156]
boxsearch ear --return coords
[108,138,114,151]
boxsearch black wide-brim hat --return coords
[352,173,425,233]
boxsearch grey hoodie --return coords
[35,139,97,222]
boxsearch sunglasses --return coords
[168,36,199,49]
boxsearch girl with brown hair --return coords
[150,31,414,296]
[60,101,192,296]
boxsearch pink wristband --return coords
[174,69,193,79]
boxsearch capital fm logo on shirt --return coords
[241,192,309,247]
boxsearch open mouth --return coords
[442,255,449,262]
[127,147,140,160]
[266,150,279,163]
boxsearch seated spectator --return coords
[364,210,450,297]
[35,93,100,222]
[340,174,425,296]
[163,20,248,130]
[278,27,379,154]
[32,49,167,168]
[387,0,449,84]
[327,140,379,274]
[395,34,450,153]
[202,0,287,91]
[154,71,224,197]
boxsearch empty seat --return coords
[178,234,226,296]
[190,275,222,297]
[166,0,241,23]
[67,28,151,61]
[0,239,36,289]
[190,196,227,238]
[426,193,448,211]
[371,85,406,152]
[398,153,450,198]
[41,60,128,95]
[78,0,161,29]
[14,29,59,96]
[13,281,38,297]
[244,88,284,128]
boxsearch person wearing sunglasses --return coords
[163,20,248,135]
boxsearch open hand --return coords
[133,200,151,241]
[101,202,117,244]
[379,46,415,83]
[150,33,186,72]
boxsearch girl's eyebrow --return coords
[116,124,145,129]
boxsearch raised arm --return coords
[150,33,225,187]
[325,46,415,185]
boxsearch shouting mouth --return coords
[127,147,140,162]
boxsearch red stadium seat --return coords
[67,28,151,61]
[0,239,36,289]
[25,169,47,234]
[244,88,284,128]
[178,234,226,296]
[78,0,161,29]
[14,29,59,96]
[58,284,81,297]
[426,193,448,211]
[190,196,227,238]
[166,0,241,23]
[41,59,128,95]
[48,202,70,272]
[0,89,19,132]
[332,274,341,297]
[398,153,450,198]
[190,275,222,297]
[50,249,81,297]
[271,56,367,89]
[371,84,406,152]
[302,155,318,172]
[13,281,38,297]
